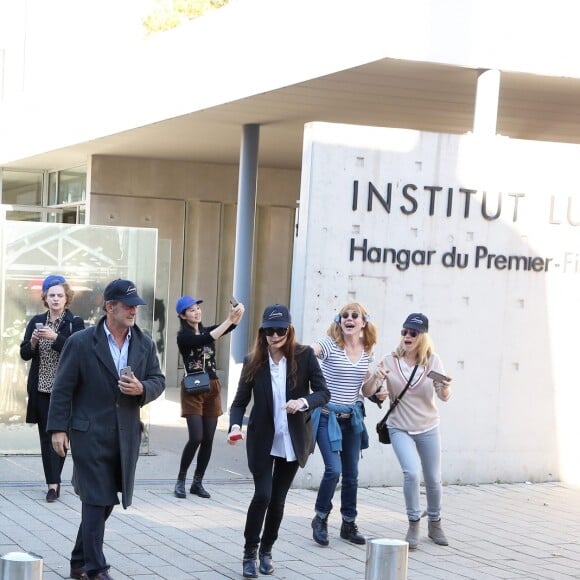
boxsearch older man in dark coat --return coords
[48,279,165,580]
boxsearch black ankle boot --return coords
[242,548,258,578]
[174,478,186,499]
[311,514,329,546]
[259,549,274,575]
[340,520,366,545]
[190,476,211,498]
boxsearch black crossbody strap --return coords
[378,364,418,428]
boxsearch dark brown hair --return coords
[242,325,306,390]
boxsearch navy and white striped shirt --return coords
[316,337,373,405]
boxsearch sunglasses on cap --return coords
[263,327,288,337]
[401,329,418,338]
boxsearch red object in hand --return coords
[228,431,243,441]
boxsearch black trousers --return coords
[36,392,66,484]
[244,456,299,553]
[70,503,115,577]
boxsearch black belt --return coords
[321,408,352,420]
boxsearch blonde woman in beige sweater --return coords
[370,313,452,550]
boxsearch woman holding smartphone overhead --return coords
[370,313,452,550]
[20,274,85,502]
[174,294,244,499]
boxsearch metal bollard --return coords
[0,552,43,580]
[365,538,408,580]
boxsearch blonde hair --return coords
[327,302,377,354]
[394,331,433,366]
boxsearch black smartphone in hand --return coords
[427,370,451,382]
[229,296,239,307]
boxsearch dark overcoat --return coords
[47,316,165,508]
[19,310,85,424]
[230,346,330,475]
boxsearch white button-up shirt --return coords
[269,354,297,462]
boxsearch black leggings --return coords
[178,414,218,480]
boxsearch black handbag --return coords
[376,364,418,445]
[183,353,211,395]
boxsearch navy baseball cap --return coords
[261,304,291,329]
[176,295,203,315]
[42,275,66,293]
[403,313,429,333]
[103,279,146,306]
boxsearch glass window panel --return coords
[57,167,86,204]
[1,170,43,205]
[0,220,161,453]
[48,172,58,205]
[5,210,42,221]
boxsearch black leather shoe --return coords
[242,553,258,578]
[190,478,211,498]
[312,515,329,546]
[259,551,274,575]
[46,488,58,503]
[91,572,114,580]
[174,478,186,499]
[70,567,89,580]
[340,520,366,545]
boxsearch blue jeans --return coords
[390,426,442,521]
[314,413,362,522]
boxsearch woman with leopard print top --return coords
[20,274,85,502]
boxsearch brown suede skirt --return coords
[180,377,223,417]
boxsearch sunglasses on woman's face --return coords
[401,329,418,338]
[341,311,360,320]
[264,327,288,337]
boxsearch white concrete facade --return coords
[291,122,580,486]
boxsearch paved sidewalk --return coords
[2,478,580,579]
[1,401,580,579]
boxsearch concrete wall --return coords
[291,122,580,487]
[89,155,299,390]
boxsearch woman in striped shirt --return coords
[310,302,378,547]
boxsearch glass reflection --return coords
[0,220,159,454]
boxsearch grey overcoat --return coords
[47,316,165,508]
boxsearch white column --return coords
[473,69,501,135]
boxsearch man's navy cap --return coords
[261,304,291,329]
[403,312,429,333]
[103,279,146,306]
[42,275,66,293]
[176,295,203,315]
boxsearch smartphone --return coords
[427,370,451,383]
[229,295,239,307]
[120,366,132,377]
[35,323,44,330]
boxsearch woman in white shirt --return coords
[229,304,329,578]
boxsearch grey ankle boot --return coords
[405,519,420,550]
[428,519,448,546]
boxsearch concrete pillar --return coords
[227,124,259,408]
[472,69,501,135]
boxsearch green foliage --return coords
[143,0,230,34]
